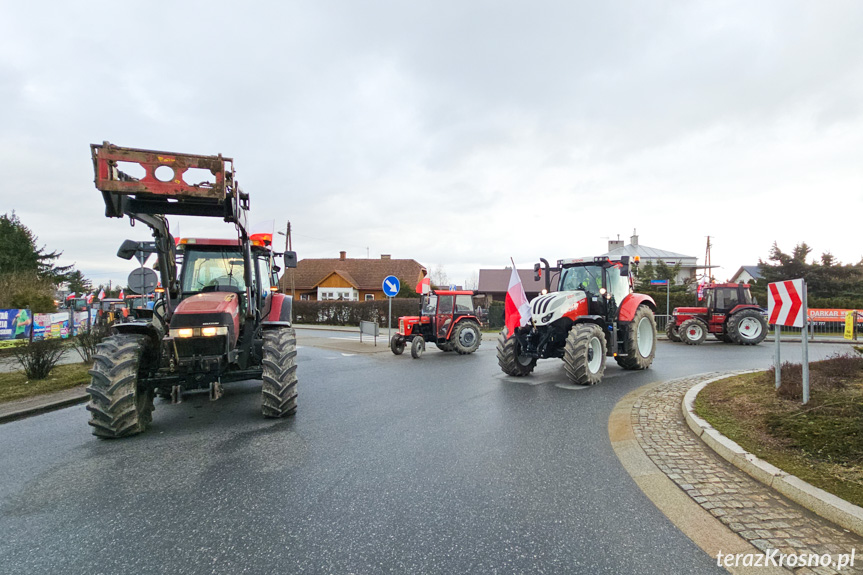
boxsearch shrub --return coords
[12,338,67,380]
[71,325,110,363]
[292,299,422,328]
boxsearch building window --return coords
[365,294,374,301]
[300,294,310,301]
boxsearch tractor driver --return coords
[562,266,602,294]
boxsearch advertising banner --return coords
[808,309,863,325]
[0,309,33,341]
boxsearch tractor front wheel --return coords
[86,334,155,438]
[391,335,406,355]
[616,305,656,370]
[679,319,707,345]
[496,330,536,376]
[451,321,481,355]
[411,336,425,359]
[563,324,607,385]
[727,309,768,345]
[261,327,298,418]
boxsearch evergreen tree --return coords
[0,212,72,281]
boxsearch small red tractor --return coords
[87,142,298,438]
[666,282,767,345]
[497,256,657,385]
[390,290,482,358]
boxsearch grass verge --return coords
[0,362,92,404]
[695,355,863,507]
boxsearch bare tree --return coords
[431,264,449,288]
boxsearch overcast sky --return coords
[2,1,862,290]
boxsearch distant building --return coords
[729,265,762,284]
[603,231,699,286]
[477,268,545,303]
[279,251,426,301]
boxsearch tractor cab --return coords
[392,290,482,358]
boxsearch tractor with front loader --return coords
[390,290,482,358]
[497,256,657,385]
[86,142,298,438]
[666,282,767,345]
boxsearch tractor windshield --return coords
[181,249,246,293]
[560,265,603,294]
[422,295,438,316]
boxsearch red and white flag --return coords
[98,288,106,300]
[118,289,125,300]
[65,292,77,301]
[415,275,431,295]
[86,293,94,304]
[505,266,531,336]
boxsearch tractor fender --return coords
[618,294,657,322]
[727,304,762,317]
[445,315,480,340]
[112,321,162,349]
[263,293,293,326]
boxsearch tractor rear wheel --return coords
[451,321,481,355]
[727,309,768,345]
[262,327,298,418]
[679,319,707,345]
[616,305,656,370]
[391,335,406,355]
[86,334,155,439]
[411,336,425,359]
[563,324,607,385]
[666,321,681,342]
[435,342,453,352]
[496,330,536,376]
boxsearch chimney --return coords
[381,254,391,260]
[339,251,346,261]
[608,239,624,252]
[630,229,639,247]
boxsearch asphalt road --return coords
[0,336,851,575]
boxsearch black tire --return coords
[496,330,536,376]
[261,327,298,418]
[451,321,481,355]
[86,334,155,439]
[727,309,768,345]
[666,321,681,343]
[678,319,707,345]
[391,335,406,355]
[563,323,607,385]
[410,337,425,359]
[616,306,657,370]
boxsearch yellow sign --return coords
[845,311,857,340]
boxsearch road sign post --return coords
[382,275,400,344]
[768,278,809,403]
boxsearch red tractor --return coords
[86,142,298,438]
[666,282,767,345]
[390,290,482,358]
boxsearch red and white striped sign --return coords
[768,279,805,328]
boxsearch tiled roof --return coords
[279,257,426,292]
[477,269,545,294]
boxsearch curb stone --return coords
[683,375,863,538]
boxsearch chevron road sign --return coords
[768,279,805,328]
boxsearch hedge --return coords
[292,299,422,328]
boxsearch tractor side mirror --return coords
[533,263,542,281]
[117,239,139,260]
[619,255,630,277]
[283,251,298,269]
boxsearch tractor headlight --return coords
[541,312,554,323]
[176,328,194,338]
[170,326,229,338]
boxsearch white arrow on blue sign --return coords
[382,275,400,297]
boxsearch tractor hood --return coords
[170,292,241,345]
[528,291,588,326]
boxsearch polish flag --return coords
[65,292,77,300]
[250,220,275,246]
[415,275,431,295]
[86,293,94,304]
[504,266,531,336]
[118,289,125,300]
[98,288,106,300]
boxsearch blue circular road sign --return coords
[382,275,400,297]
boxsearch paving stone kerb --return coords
[631,373,863,574]
[683,375,863,538]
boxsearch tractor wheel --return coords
[496,330,536,376]
[435,342,453,352]
[410,336,425,359]
[727,309,768,346]
[678,319,707,345]
[666,321,681,342]
[391,335,406,355]
[261,327,298,418]
[451,321,481,355]
[563,324,607,385]
[616,306,656,370]
[86,334,155,439]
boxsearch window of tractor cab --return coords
[181,249,246,293]
[606,265,630,304]
[560,265,603,293]
[422,295,438,315]
[455,295,473,313]
[714,288,739,310]
[437,295,454,314]
[255,254,275,293]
